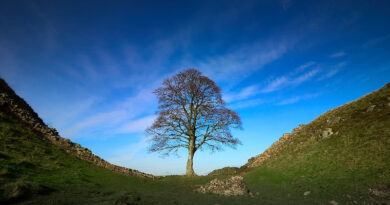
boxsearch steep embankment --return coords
[243,83,390,204]
[0,79,154,179]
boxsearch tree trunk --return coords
[186,139,196,176]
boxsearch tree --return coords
[146,68,242,176]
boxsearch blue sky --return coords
[0,0,389,175]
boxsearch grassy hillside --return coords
[243,83,390,204]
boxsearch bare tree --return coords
[146,69,242,176]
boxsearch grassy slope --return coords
[244,83,390,204]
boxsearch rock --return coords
[369,185,390,198]
[327,117,341,124]
[114,192,141,205]
[282,133,292,139]
[321,128,333,139]
[366,105,376,112]
[329,200,338,205]
[7,183,30,200]
[304,191,311,196]
[197,176,249,196]
[3,181,54,202]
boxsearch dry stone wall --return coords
[197,176,249,196]
[0,92,156,179]
[245,122,339,168]
[245,131,297,168]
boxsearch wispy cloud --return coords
[261,76,289,93]
[292,68,320,84]
[61,85,158,139]
[278,93,319,105]
[229,98,265,109]
[108,135,151,163]
[362,35,390,48]
[194,39,295,87]
[294,61,316,73]
[24,6,313,142]
[95,48,122,77]
[79,55,100,81]
[62,110,128,138]
[41,97,98,128]
[28,1,57,54]
[278,97,301,105]
[224,85,260,103]
[49,34,180,139]
[318,61,347,80]
[117,115,156,134]
[225,61,319,108]
[330,51,345,58]
[261,68,320,93]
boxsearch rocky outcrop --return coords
[366,105,376,112]
[245,120,340,168]
[327,117,342,124]
[320,128,333,139]
[369,184,390,204]
[0,92,156,179]
[245,131,297,168]
[196,176,249,196]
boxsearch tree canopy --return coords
[146,68,242,176]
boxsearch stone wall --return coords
[196,176,249,196]
[245,123,337,168]
[245,131,296,168]
[0,92,157,179]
